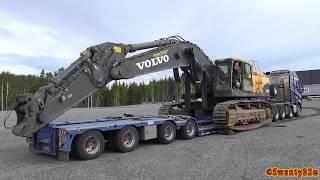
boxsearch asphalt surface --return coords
[0,100,320,180]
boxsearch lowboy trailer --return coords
[27,115,215,160]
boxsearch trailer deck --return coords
[28,115,214,160]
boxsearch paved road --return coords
[0,101,319,180]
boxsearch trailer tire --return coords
[180,119,197,140]
[114,126,139,153]
[158,121,176,144]
[74,130,105,160]
[294,105,301,117]
[279,106,286,120]
[272,107,280,122]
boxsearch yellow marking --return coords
[153,50,168,57]
[113,46,122,53]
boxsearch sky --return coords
[0,0,319,83]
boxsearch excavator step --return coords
[196,119,214,126]
[38,139,50,144]
[198,125,215,131]
[212,120,227,124]
[197,126,215,136]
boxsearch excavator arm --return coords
[12,36,213,137]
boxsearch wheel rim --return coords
[84,136,100,154]
[186,122,195,136]
[164,126,174,140]
[122,130,135,148]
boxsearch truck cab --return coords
[268,70,303,121]
[269,70,303,105]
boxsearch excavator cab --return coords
[213,58,255,97]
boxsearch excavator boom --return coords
[12,36,213,137]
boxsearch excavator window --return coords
[218,64,229,76]
[241,62,254,92]
[243,63,252,78]
[216,63,230,84]
[232,61,241,89]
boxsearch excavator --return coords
[12,36,273,138]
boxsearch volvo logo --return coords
[136,55,169,70]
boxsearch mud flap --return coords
[57,151,70,161]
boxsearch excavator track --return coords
[159,100,272,133]
[213,100,272,132]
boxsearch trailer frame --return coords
[27,115,206,160]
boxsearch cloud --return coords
[0,53,67,73]
[0,0,319,81]
[0,64,40,75]
[0,13,93,74]
[0,15,84,59]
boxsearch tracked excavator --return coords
[12,36,273,138]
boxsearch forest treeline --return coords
[0,69,178,110]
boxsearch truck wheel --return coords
[74,130,105,160]
[158,121,176,144]
[180,119,197,140]
[286,106,294,119]
[279,106,286,120]
[294,105,301,117]
[273,107,279,122]
[114,126,139,153]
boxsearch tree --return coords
[54,67,65,76]
[0,70,179,109]
[46,72,53,79]
[40,69,45,79]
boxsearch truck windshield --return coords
[270,73,289,84]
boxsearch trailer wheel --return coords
[279,106,286,120]
[158,121,176,144]
[272,107,279,122]
[294,105,301,117]
[286,106,294,119]
[74,130,105,160]
[114,126,139,153]
[180,119,197,140]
